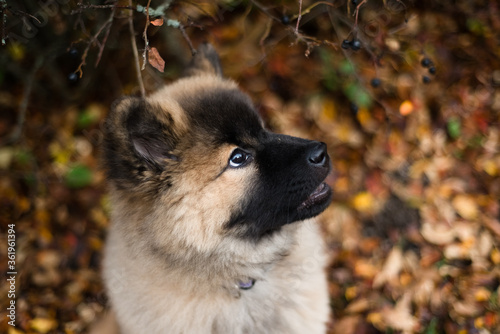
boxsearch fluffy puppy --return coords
[98,44,332,334]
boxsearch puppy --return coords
[99,44,332,334]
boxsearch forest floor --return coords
[0,1,499,333]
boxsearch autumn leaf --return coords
[452,194,479,220]
[151,18,164,26]
[148,47,165,72]
[30,318,57,333]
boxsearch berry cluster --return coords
[341,38,361,51]
[421,57,436,84]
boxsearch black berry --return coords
[351,39,361,51]
[352,0,359,5]
[68,72,78,83]
[69,48,79,58]
[421,57,431,67]
[341,39,351,49]
[281,15,290,25]
[429,67,436,75]
[370,78,381,88]
[422,75,431,84]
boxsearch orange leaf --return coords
[151,18,164,26]
[148,47,165,72]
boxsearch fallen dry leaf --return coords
[373,247,403,288]
[148,47,165,72]
[382,293,418,333]
[452,194,479,220]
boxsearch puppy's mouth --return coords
[297,182,331,211]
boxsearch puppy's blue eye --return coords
[229,148,251,168]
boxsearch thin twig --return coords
[295,0,303,34]
[128,0,145,98]
[71,3,135,14]
[95,5,116,67]
[75,13,114,77]
[179,24,195,56]
[353,0,367,27]
[10,8,41,24]
[251,0,336,56]
[141,0,152,70]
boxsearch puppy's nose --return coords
[307,142,328,167]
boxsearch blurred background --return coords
[1,0,499,333]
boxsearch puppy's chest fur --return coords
[104,216,328,334]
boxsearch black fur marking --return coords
[179,88,262,147]
[228,132,332,240]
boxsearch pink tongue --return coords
[298,183,326,210]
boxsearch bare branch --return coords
[75,8,115,77]
[128,0,145,98]
[141,0,152,70]
[295,0,303,35]
[353,0,367,27]
[95,6,116,67]
[71,3,135,15]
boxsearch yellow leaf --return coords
[352,192,374,213]
[39,227,53,244]
[483,159,498,176]
[18,197,31,212]
[30,318,57,333]
[452,194,478,220]
[8,327,25,334]
[474,287,491,302]
[367,312,383,327]
[345,286,357,300]
[356,108,371,127]
[491,248,500,264]
[321,99,336,120]
[8,42,25,61]
[474,316,484,328]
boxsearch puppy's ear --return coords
[125,100,178,169]
[184,43,223,77]
[103,97,178,184]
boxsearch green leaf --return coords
[424,318,438,334]
[65,164,93,188]
[14,149,33,166]
[339,60,355,75]
[77,108,100,129]
[344,82,372,108]
[447,117,461,139]
[319,49,338,91]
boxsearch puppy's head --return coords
[103,44,331,248]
